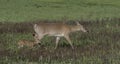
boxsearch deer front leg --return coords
[55,37,60,49]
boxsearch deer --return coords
[33,22,87,49]
[18,33,39,48]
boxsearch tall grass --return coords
[0,20,120,63]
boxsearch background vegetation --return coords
[0,0,120,22]
[0,0,120,64]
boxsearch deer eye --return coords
[32,33,35,36]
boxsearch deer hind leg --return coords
[64,35,74,49]
[55,37,60,49]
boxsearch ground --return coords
[0,20,120,64]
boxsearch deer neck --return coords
[70,25,78,32]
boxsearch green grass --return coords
[0,0,120,22]
[0,20,120,64]
[0,0,120,64]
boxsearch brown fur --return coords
[34,22,87,49]
[18,40,36,48]
[18,33,39,48]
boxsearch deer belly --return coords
[55,34,64,36]
[48,33,64,37]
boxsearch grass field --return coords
[0,20,120,64]
[0,0,120,64]
[0,0,120,22]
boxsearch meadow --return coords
[0,0,120,22]
[0,0,120,64]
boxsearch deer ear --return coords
[76,22,80,25]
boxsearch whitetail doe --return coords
[33,22,87,49]
[18,33,39,48]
